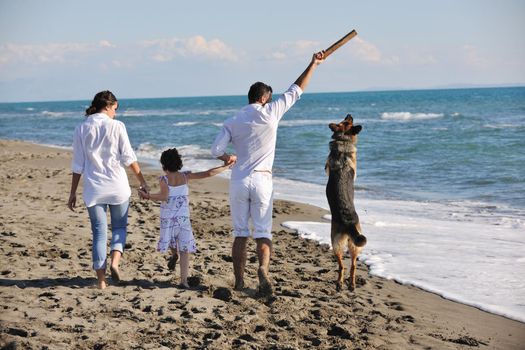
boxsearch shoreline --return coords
[1,139,524,349]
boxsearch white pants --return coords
[229,172,273,240]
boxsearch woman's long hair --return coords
[85,90,118,116]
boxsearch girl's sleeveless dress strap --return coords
[158,175,168,183]
[182,171,190,184]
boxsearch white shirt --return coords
[211,84,303,180]
[72,113,137,207]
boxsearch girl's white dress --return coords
[157,173,196,253]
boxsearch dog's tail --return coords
[349,225,367,247]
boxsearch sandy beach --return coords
[1,139,524,350]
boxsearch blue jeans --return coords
[87,200,129,270]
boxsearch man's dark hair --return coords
[248,82,273,104]
[160,148,183,172]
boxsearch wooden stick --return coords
[323,30,358,58]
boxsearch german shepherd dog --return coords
[325,114,367,291]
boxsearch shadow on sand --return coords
[0,277,178,289]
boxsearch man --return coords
[211,51,325,296]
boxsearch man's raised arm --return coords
[294,51,325,92]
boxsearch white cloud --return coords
[99,40,115,48]
[288,40,320,52]
[0,41,116,66]
[263,40,321,61]
[142,35,238,62]
[271,37,400,65]
[0,42,90,65]
[462,44,488,68]
[407,52,438,65]
[348,37,401,65]
[270,52,287,60]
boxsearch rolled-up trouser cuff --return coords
[233,228,251,238]
[253,230,272,240]
[93,258,106,270]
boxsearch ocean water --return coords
[1,87,524,322]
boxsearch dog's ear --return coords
[329,123,339,132]
[352,125,362,135]
[345,114,353,123]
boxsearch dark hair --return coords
[160,148,183,172]
[248,82,272,104]
[85,90,118,116]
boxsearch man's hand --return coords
[312,51,325,66]
[219,153,237,166]
[67,193,76,211]
[294,51,325,91]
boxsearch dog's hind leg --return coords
[347,240,363,292]
[335,249,345,292]
[348,253,358,291]
[331,224,346,292]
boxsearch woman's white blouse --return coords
[71,113,137,207]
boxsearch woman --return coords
[67,90,148,289]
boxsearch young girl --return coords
[138,148,234,288]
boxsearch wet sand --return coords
[1,139,524,349]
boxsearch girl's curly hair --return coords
[160,148,183,172]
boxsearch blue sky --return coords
[0,0,524,102]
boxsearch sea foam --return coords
[381,112,444,121]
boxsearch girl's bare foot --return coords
[98,280,107,289]
[168,252,178,271]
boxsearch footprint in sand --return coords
[385,301,405,311]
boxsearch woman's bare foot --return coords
[96,268,107,289]
[110,265,121,282]
[109,250,122,283]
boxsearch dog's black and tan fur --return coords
[325,114,367,291]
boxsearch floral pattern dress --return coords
[157,173,196,253]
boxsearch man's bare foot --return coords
[110,266,121,282]
[234,279,245,291]
[257,267,273,297]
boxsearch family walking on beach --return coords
[68,51,325,292]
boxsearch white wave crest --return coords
[120,108,237,118]
[483,123,523,130]
[41,111,67,117]
[135,143,225,173]
[381,112,443,121]
[173,121,199,127]
[135,142,162,160]
[279,119,331,127]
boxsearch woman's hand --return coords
[138,188,149,200]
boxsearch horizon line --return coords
[1,83,524,104]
